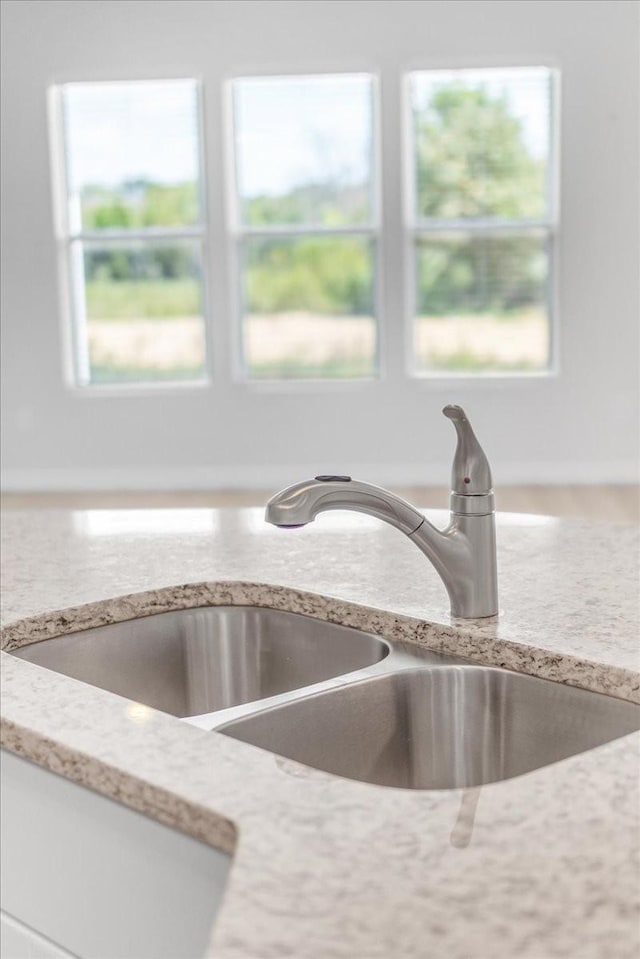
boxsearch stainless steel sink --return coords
[12,603,639,790]
[10,606,388,718]
[219,666,640,789]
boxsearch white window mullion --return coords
[71,226,206,244]
[413,218,552,235]
[234,224,378,239]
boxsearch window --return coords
[52,68,557,389]
[56,79,207,386]
[407,67,556,374]
[230,74,378,379]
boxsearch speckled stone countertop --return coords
[1,507,639,958]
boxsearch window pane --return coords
[62,80,201,231]
[242,236,376,378]
[76,240,206,384]
[411,68,552,220]
[233,75,374,226]
[414,233,550,373]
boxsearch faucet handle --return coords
[443,405,493,496]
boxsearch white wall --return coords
[1,0,638,491]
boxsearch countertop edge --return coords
[0,715,238,856]
[2,580,639,703]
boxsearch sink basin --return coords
[10,607,388,718]
[220,666,640,789]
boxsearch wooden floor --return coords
[2,486,638,523]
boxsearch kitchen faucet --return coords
[265,405,498,619]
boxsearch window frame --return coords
[402,66,561,380]
[47,66,561,396]
[49,77,212,392]
[225,71,383,386]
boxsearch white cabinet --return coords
[1,751,231,959]
[1,911,75,959]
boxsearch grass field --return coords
[85,308,548,384]
[86,280,200,320]
[83,277,548,381]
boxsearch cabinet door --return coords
[1,751,231,959]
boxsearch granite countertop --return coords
[1,506,639,958]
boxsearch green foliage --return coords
[85,245,199,286]
[417,235,546,316]
[415,84,546,219]
[90,201,132,229]
[244,182,369,227]
[140,183,199,227]
[246,238,372,315]
[81,181,200,290]
[82,180,198,230]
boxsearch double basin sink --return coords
[11,605,640,790]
